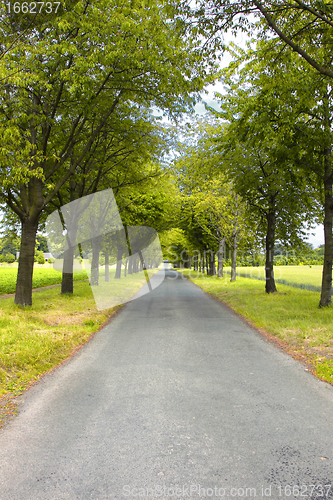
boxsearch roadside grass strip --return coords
[0,282,119,400]
[0,266,161,427]
[180,270,333,385]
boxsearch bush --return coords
[37,254,45,265]
[34,250,43,263]
[47,257,55,264]
[5,253,15,264]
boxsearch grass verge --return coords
[180,270,333,385]
[0,281,121,428]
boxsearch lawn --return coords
[180,269,333,385]
[0,265,88,295]
[223,265,323,291]
[0,264,156,297]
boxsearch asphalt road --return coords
[0,270,333,500]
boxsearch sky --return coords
[306,226,324,249]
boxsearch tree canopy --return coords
[0,0,219,305]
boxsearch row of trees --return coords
[215,34,331,308]
[159,0,333,308]
[2,0,333,308]
[164,69,326,302]
[0,0,219,306]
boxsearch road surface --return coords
[0,270,332,499]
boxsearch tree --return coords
[35,235,48,253]
[0,234,18,256]
[231,39,333,305]
[182,179,249,279]
[291,78,333,306]
[215,49,319,293]
[173,120,254,278]
[36,251,45,265]
[195,0,333,78]
[117,171,181,275]
[0,0,217,306]
[0,1,80,63]
[49,107,167,294]
[160,228,189,266]
[4,253,15,263]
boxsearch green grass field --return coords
[0,266,88,295]
[180,269,333,385]
[0,264,156,296]
[222,265,323,291]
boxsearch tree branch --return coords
[253,0,333,78]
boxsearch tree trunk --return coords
[61,245,75,294]
[127,256,133,274]
[217,237,225,278]
[206,251,214,276]
[209,251,216,276]
[319,149,333,307]
[183,251,190,268]
[265,208,277,293]
[60,188,79,295]
[115,246,123,279]
[105,253,110,282]
[15,217,39,306]
[90,236,102,286]
[230,233,237,282]
[61,223,79,294]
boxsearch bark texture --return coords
[265,208,277,294]
[90,236,102,286]
[230,233,237,282]
[115,246,123,279]
[15,218,39,306]
[61,245,75,294]
[217,237,225,278]
[319,148,333,307]
[105,253,110,282]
